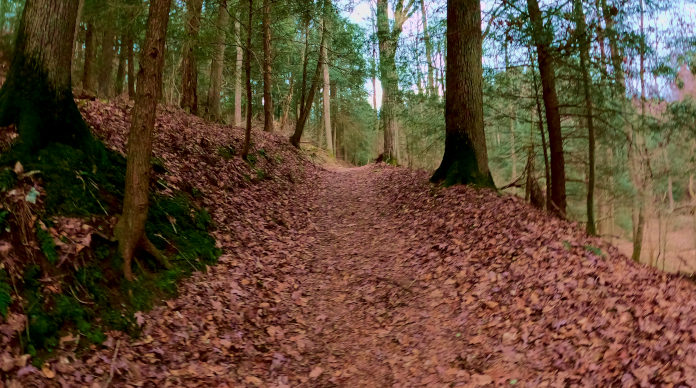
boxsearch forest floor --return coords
[12,101,696,387]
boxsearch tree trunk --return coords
[527,0,566,217]
[0,0,96,154]
[234,13,242,126]
[241,0,253,158]
[262,0,274,132]
[115,38,126,96]
[127,35,135,99]
[82,22,96,92]
[632,0,647,263]
[116,0,173,281]
[376,0,397,164]
[98,27,116,98]
[181,0,202,115]
[430,0,493,187]
[574,0,596,235]
[322,5,332,154]
[290,21,326,148]
[207,0,229,122]
[72,0,85,59]
[299,20,310,119]
[420,0,434,96]
[510,109,517,195]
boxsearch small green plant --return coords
[217,146,235,160]
[562,240,571,250]
[246,153,258,165]
[0,169,16,192]
[258,148,268,158]
[584,245,604,257]
[36,224,58,264]
[255,169,268,181]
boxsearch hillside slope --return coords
[6,101,696,387]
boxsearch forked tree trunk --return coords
[82,22,96,92]
[430,0,493,187]
[127,36,135,99]
[98,27,116,98]
[207,0,228,122]
[241,0,253,158]
[0,0,96,154]
[262,0,274,132]
[234,13,242,126]
[116,0,172,281]
[528,0,566,217]
[181,0,202,115]
[115,39,126,96]
[290,22,326,148]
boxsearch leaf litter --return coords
[7,99,696,387]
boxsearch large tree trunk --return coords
[430,0,493,187]
[234,13,242,126]
[127,36,135,99]
[527,0,566,217]
[322,3,332,154]
[262,0,274,132]
[574,0,596,235]
[0,0,96,154]
[420,0,435,96]
[180,0,202,115]
[376,0,397,164]
[72,0,85,60]
[82,22,96,92]
[290,21,326,148]
[98,27,116,98]
[298,20,310,117]
[115,38,126,96]
[116,0,172,281]
[241,0,253,158]
[207,0,228,122]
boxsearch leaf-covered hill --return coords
[5,100,696,387]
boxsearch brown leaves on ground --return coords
[9,100,696,387]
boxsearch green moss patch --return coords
[0,141,220,362]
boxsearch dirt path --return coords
[287,166,475,386]
[29,162,696,387]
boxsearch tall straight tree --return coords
[235,11,242,126]
[322,0,333,153]
[262,0,274,132]
[573,0,597,235]
[376,0,417,164]
[98,23,116,98]
[241,0,253,158]
[419,0,435,96]
[527,0,566,217]
[430,0,493,186]
[0,0,96,154]
[82,22,96,92]
[181,0,203,115]
[116,0,173,281]
[207,0,229,122]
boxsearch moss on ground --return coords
[0,141,220,363]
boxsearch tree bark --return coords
[127,35,135,99]
[234,12,242,126]
[262,0,274,132]
[527,0,566,217]
[98,27,116,98]
[574,0,596,235]
[115,38,126,96]
[181,0,202,115]
[241,0,253,158]
[116,0,173,281]
[322,3,332,154]
[290,21,326,148]
[82,22,96,92]
[72,0,85,60]
[207,0,229,122]
[0,0,96,154]
[376,0,397,164]
[430,0,493,187]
